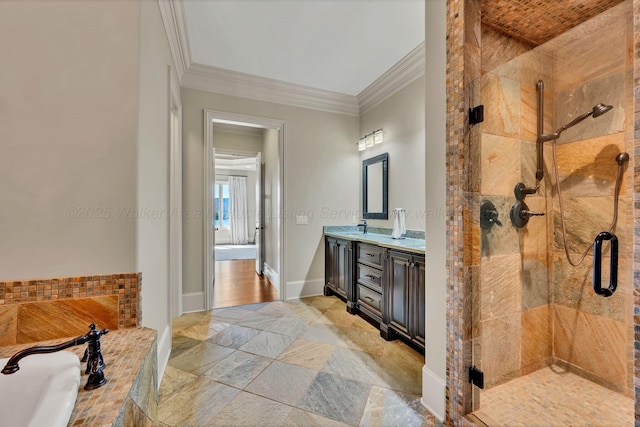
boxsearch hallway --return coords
[159,296,438,426]
[213,259,278,309]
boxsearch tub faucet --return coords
[1,323,109,390]
[357,220,368,234]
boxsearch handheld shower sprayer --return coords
[534,80,613,182]
[537,103,614,144]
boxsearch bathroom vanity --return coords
[324,226,426,352]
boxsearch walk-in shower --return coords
[471,2,634,424]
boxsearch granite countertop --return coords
[324,226,425,254]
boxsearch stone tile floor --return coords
[472,365,634,427]
[158,295,440,426]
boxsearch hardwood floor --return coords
[213,259,278,308]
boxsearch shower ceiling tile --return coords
[481,0,626,46]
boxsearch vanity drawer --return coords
[358,284,382,313]
[357,243,384,269]
[357,263,382,292]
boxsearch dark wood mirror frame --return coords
[362,152,388,220]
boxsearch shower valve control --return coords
[480,200,502,230]
[510,200,545,228]
[514,182,538,201]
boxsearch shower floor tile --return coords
[472,366,633,427]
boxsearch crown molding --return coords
[157,0,421,117]
[182,63,360,116]
[157,0,192,81]
[357,41,425,115]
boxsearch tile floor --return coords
[158,295,440,426]
[472,365,634,427]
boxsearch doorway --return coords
[213,143,277,308]
[204,110,285,311]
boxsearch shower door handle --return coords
[593,231,618,297]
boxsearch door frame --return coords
[169,66,183,319]
[203,109,286,310]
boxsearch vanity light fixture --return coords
[358,136,367,151]
[357,129,384,151]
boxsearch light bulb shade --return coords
[358,138,366,151]
[365,134,374,147]
[373,130,383,144]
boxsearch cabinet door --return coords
[335,240,347,294]
[412,255,426,343]
[325,238,337,288]
[388,250,411,336]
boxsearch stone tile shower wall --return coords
[547,5,634,397]
[476,46,554,390]
[476,1,634,396]
[445,0,640,425]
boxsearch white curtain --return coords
[228,176,249,244]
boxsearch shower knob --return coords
[510,201,545,228]
[480,200,502,230]
[514,182,538,201]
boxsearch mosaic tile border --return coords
[0,273,141,329]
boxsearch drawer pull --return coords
[363,296,375,303]
[365,274,377,280]
[366,253,376,257]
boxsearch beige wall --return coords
[359,76,426,231]
[0,0,174,377]
[0,0,139,279]
[181,87,360,297]
[213,128,264,153]
[137,0,176,372]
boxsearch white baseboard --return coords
[156,324,172,390]
[285,278,324,300]
[421,365,446,422]
[182,291,204,313]
[263,263,279,291]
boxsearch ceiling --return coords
[481,0,625,46]
[182,0,425,96]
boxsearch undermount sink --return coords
[0,351,81,427]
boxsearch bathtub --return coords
[0,351,81,427]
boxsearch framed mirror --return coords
[362,152,388,219]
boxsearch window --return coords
[214,182,230,228]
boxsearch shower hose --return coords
[552,143,627,267]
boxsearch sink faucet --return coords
[1,323,109,390]
[357,219,368,234]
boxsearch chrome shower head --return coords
[592,103,613,118]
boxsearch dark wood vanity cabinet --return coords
[324,237,356,312]
[383,250,425,349]
[324,236,425,353]
[355,243,385,324]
